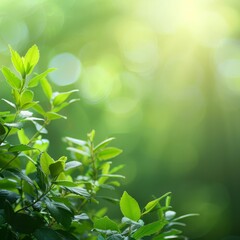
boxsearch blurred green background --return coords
[1,0,240,239]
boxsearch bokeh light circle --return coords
[48,53,81,86]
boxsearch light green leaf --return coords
[4,122,23,129]
[66,147,90,157]
[52,90,79,106]
[17,129,30,144]
[65,161,82,171]
[41,78,52,100]
[24,44,39,75]
[32,103,46,116]
[94,216,119,232]
[1,66,22,89]
[132,220,167,239]
[94,137,115,153]
[9,45,25,77]
[40,152,54,175]
[98,147,122,161]
[45,111,67,120]
[28,68,56,88]
[143,192,171,215]
[20,90,34,107]
[64,137,87,146]
[120,191,141,221]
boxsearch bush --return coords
[0,45,196,240]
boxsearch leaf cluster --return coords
[0,46,196,240]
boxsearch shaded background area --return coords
[1,0,240,239]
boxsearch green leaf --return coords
[33,103,46,116]
[1,66,22,89]
[0,179,17,189]
[40,152,54,175]
[153,229,182,240]
[11,213,43,234]
[94,216,119,232]
[64,136,87,146]
[9,45,25,77]
[34,228,62,240]
[98,147,122,161]
[45,111,67,120]
[120,191,141,221]
[52,90,79,106]
[94,137,115,152]
[132,220,167,239]
[53,180,78,187]
[41,78,52,100]
[4,122,23,129]
[28,68,56,88]
[65,161,82,171]
[4,168,35,187]
[20,90,34,107]
[64,187,90,198]
[0,190,19,204]
[0,122,6,135]
[49,160,65,177]
[67,147,90,157]
[36,162,48,191]
[2,98,16,109]
[24,44,39,75]
[143,192,172,215]
[8,144,34,152]
[45,200,73,228]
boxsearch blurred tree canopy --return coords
[1,0,240,239]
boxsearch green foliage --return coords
[0,45,196,239]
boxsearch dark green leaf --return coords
[11,213,43,233]
[8,144,34,152]
[36,162,48,191]
[49,160,65,177]
[1,66,21,89]
[98,147,122,161]
[0,189,20,203]
[53,180,78,187]
[45,200,73,228]
[34,228,62,240]
[4,168,35,186]
[132,220,167,239]
[120,191,141,221]
[64,186,90,198]
[0,179,17,189]
[0,122,6,135]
